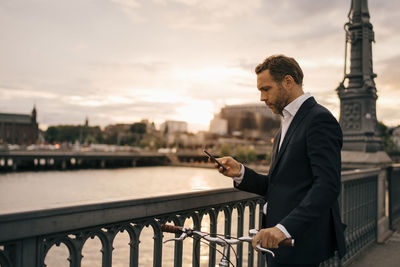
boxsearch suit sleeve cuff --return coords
[233,164,245,185]
[276,224,291,239]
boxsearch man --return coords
[214,55,346,266]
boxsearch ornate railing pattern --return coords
[340,169,379,265]
[320,168,380,267]
[0,246,12,267]
[389,164,400,228]
[0,189,266,267]
[0,166,394,267]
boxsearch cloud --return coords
[110,0,147,23]
[376,55,400,87]
[111,0,141,9]
[1,0,399,131]
[157,0,262,19]
[109,0,262,31]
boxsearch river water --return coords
[0,166,259,266]
[0,166,233,214]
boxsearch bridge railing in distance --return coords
[320,167,380,267]
[389,164,400,229]
[342,168,380,266]
[0,166,395,267]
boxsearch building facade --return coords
[209,116,228,135]
[160,120,188,134]
[0,107,39,145]
[213,103,281,139]
[392,127,400,150]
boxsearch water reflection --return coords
[0,166,232,214]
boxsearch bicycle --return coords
[161,224,294,267]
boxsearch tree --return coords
[130,123,146,134]
[219,143,232,157]
[247,148,258,162]
[45,126,58,143]
[378,121,397,153]
[265,152,272,165]
[235,146,258,163]
[44,125,102,144]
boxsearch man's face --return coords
[257,69,289,115]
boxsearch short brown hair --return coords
[255,55,303,85]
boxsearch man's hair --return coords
[255,55,303,85]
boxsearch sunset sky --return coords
[1,0,399,132]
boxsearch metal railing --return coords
[0,166,396,267]
[340,168,380,265]
[389,164,400,228]
[0,189,265,267]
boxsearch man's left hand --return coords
[252,227,287,249]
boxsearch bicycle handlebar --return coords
[161,224,184,234]
[161,224,294,247]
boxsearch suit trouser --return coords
[266,254,320,267]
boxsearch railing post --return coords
[387,164,400,230]
[257,202,266,267]
[130,226,141,267]
[153,223,163,267]
[208,210,217,267]
[387,166,394,230]
[248,202,255,267]
[5,238,38,267]
[192,213,201,267]
[236,204,244,267]
[377,167,392,242]
[223,207,232,264]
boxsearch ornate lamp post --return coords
[337,0,381,152]
[337,0,391,167]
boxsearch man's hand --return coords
[212,156,241,177]
[252,227,287,250]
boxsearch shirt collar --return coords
[282,92,312,119]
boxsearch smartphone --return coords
[203,149,227,172]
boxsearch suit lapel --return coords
[269,128,281,172]
[268,97,316,176]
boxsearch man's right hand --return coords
[213,156,242,177]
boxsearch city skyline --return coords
[1,0,400,132]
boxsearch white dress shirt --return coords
[233,92,312,238]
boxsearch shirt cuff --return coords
[232,164,245,185]
[276,224,291,239]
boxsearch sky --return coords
[1,0,399,132]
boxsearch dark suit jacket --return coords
[235,97,346,264]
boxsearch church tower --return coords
[31,105,37,124]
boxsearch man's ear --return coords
[282,74,294,89]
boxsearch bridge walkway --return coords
[349,222,400,267]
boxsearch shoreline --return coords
[169,162,269,174]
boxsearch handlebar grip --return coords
[279,238,294,247]
[161,224,183,234]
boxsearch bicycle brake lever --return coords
[256,244,275,257]
[163,233,187,243]
[249,229,258,237]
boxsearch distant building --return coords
[213,104,281,139]
[140,119,157,134]
[160,120,188,134]
[209,116,228,135]
[392,127,400,150]
[0,107,39,145]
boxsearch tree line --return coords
[44,122,165,148]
